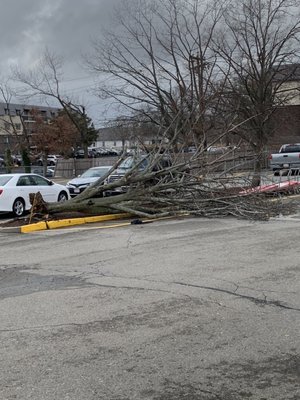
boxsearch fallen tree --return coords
[29,137,290,222]
[24,111,295,222]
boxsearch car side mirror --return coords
[48,180,54,186]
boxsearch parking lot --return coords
[0,216,299,399]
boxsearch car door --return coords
[29,175,57,202]
[16,175,38,208]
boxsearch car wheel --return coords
[58,191,68,202]
[12,198,25,217]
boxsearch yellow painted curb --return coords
[18,212,189,234]
[83,214,131,224]
[21,221,48,233]
[47,218,86,229]
[21,213,131,233]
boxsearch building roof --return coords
[0,102,60,117]
[273,64,300,82]
[97,126,158,141]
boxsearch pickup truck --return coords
[269,144,300,171]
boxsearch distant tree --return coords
[29,109,59,176]
[61,105,98,155]
[107,113,160,152]
[51,110,80,155]
[88,0,228,149]
[29,108,80,175]
[12,49,97,158]
[4,148,12,173]
[215,0,300,184]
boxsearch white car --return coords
[0,173,70,217]
[37,155,62,166]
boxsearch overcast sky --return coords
[0,0,124,126]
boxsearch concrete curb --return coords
[2,213,131,234]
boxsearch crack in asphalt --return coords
[1,265,298,313]
[1,276,297,335]
[75,270,299,311]
[172,281,300,311]
[42,267,299,312]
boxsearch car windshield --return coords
[119,156,148,171]
[80,168,110,178]
[0,176,13,186]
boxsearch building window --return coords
[4,108,9,115]
[4,122,10,131]
[15,109,21,115]
[114,141,117,146]
[102,141,105,147]
[14,123,21,131]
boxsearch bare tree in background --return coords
[215,0,300,185]
[12,49,97,157]
[88,0,231,150]
[29,109,79,176]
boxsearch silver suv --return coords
[105,154,172,195]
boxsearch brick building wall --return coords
[269,105,300,151]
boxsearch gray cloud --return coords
[0,0,123,70]
[0,0,124,123]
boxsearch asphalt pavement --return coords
[0,216,299,399]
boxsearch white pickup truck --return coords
[269,143,300,171]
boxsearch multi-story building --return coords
[0,102,60,154]
[270,64,300,148]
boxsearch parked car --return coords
[74,149,85,159]
[206,146,234,154]
[95,148,110,157]
[66,166,112,197]
[0,154,22,166]
[105,154,172,195]
[88,147,120,157]
[37,155,61,166]
[0,173,70,217]
[11,155,22,166]
[106,148,120,156]
[46,168,55,178]
[32,167,56,178]
[268,143,300,172]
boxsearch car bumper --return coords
[67,187,87,197]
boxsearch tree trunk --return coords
[42,151,48,177]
